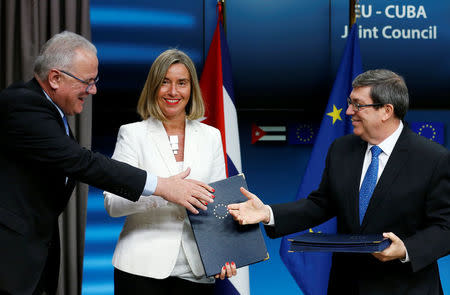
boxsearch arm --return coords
[398,151,449,271]
[5,94,146,201]
[104,125,167,217]
[104,124,217,216]
[228,140,337,238]
[209,128,227,182]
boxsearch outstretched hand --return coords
[227,187,271,225]
[153,168,215,214]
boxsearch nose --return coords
[87,84,97,95]
[168,83,177,96]
[345,104,355,116]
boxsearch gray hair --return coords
[34,31,97,80]
[352,69,409,119]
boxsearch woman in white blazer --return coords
[104,49,236,294]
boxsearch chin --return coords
[352,127,362,136]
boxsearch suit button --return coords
[178,215,184,221]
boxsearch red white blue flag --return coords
[199,2,249,294]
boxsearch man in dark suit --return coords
[228,69,449,294]
[0,31,215,295]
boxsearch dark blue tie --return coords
[359,145,382,224]
[62,115,70,136]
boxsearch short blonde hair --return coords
[137,49,205,121]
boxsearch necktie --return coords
[62,115,70,136]
[359,145,382,224]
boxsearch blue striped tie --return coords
[62,115,70,136]
[359,145,382,224]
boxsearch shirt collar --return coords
[366,121,403,157]
[42,89,65,119]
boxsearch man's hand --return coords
[153,168,214,214]
[372,232,407,262]
[227,187,271,225]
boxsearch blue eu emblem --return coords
[410,122,444,145]
[213,203,229,220]
[288,123,317,145]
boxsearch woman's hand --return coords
[214,261,237,280]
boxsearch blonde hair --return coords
[137,49,205,121]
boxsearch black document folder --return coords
[187,174,269,277]
[289,233,391,253]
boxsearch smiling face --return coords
[52,49,98,115]
[157,63,191,121]
[346,86,386,144]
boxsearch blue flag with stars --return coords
[279,24,363,295]
[410,122,444,145]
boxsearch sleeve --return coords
[208,127,227,182]
[404,150,450,272]
[264,140,337,238]
[5,96,146,201]
[104,125,168,217]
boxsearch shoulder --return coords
[0,79,45,106]
[0,79,59,122]
[189,120,222,137]
[117,120,149,137]
[402,127,448,158]
[332,134,364,151]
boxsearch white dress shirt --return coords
[359,121,403,188]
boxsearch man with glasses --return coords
[0,31,215,295]
[228,69,449,294]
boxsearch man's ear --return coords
[47,69,61,90]
[382,104,394,121]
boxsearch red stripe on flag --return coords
[200,19,229,175]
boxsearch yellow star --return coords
[327,104,343,125]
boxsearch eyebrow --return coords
[350,97,365,103]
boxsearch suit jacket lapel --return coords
[361,128,410,230]
[26,78,72,138]
[183,120,199,173]
[146,118,178,175]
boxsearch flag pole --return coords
[218,0,226,34]
[349,0,360,27]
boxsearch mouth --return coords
[163,98,181,105]
[351,118,361,124]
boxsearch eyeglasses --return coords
[59,69,99,92]
[347,97,383,112]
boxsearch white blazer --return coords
[104,117,226,279]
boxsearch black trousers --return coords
[114,268,215,295]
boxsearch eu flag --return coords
[410,122,444,145]
[279,24,363,295]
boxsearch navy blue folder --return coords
[187,174,269,277]
[288,233,391,253]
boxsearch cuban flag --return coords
[199,2,249,295]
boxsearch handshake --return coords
[155,168,271,226]
[153,167,216,214]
